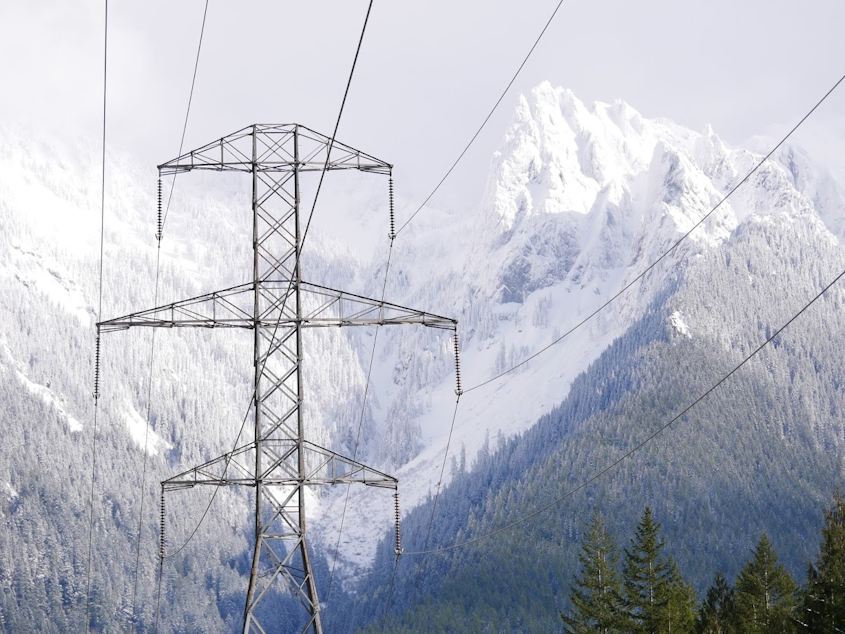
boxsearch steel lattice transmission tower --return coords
[99,124,457,634]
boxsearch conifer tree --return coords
[695,571,736,634]
[622,507,696,634]
[733,532,797,634]
[801,489,845,633]
[561,510,625,634]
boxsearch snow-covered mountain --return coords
[321,81,845,576]
[1,81,844,631]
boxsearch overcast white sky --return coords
[2,0,844,214]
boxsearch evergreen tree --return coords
[801,489,845,633]
[695,571,736,634]
[561,510,625,634]
[733,532,797,634]
[622,507,696,634]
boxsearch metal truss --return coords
[157,124,391,176]
[99,124,456,634]
[162,439,398,490]
[99,281,455,332]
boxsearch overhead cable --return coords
[324,240,395,615]
[394,0,568,236]
[257,0,375,382]
[408,396,461,597]
[82,2,109,630]
[160,0,210,234]
[152,391,251,634]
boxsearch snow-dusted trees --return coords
[733,533,797,634]
[560,508,696,634]
[561,511,625,634]
[695,572,735,634]
[621,507,696,634]
[801,489,845,634]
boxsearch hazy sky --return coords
[3,0,844,214]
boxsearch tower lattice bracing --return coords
[99,124,457,633]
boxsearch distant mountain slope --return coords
[327,82,845,576]
[344,210,845,633]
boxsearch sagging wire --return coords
[83,1,108,629]
[403,264,845,558]
[385,331,462,625]
[461,71,845,395]
[324,176,398,615]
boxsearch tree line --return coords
[562,490,845,634]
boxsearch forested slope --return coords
[338,213,845,633]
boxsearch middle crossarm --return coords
[98,280,457,332]
[162,439,398,491]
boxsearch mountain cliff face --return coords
[1,81,844,632]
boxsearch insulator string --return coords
[153,485,166,634]
[388,172,395,242]
[394,491,403,556]
[453,331,463,396]
[93,329,102,401]
[159,487,166,561]
[156,176,163,242]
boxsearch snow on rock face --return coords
[771,143,845,241]
[471,83,743,308]
[123,403,171,456]
[669,310,692,338]
[468,81,843,321]
[3,482,17,501]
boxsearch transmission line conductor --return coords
[96,123,459,634]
